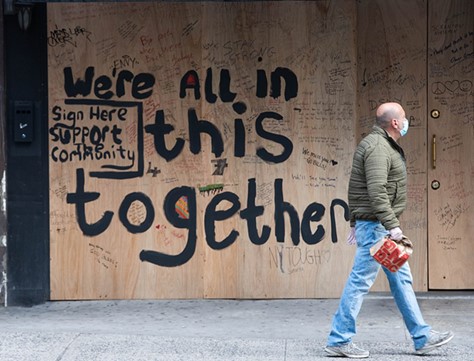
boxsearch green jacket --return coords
[348,125,407,230]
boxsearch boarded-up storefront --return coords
[47,0,473,300]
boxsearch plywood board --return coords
[48,0,438,300]
[427,0,474,289]
[357,0,429,292]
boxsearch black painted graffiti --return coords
[66,171,349,267]
[63,66,155,100]
[180,67,298,102]
[146,162,160,177]
[62,65,297,103]
[56,67,294,174]
[56,65,349,269]
[50,105,125,147]
[212,158,228,176]
[49,99,144,179]
[49,101,294,178]
[144,108,293,164]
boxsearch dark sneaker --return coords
[324,342,370,358]
[415,330,454,355]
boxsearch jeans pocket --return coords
[372,224,388,243]
[356,221,387,248]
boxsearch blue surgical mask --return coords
[400,118,409,137]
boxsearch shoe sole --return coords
[415,333,454,355]
[324,347,370,359]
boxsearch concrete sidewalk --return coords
[0,292,472,360]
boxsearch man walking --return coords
[324,102,453,358]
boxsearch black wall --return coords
[5,4,49,306]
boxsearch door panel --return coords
[427,0,474,289]
[357,0,428,292]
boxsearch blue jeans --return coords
[327,220,431,350]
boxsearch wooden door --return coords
[427,0,474,289]
[357,0,429,292]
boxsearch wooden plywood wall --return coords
[48,0,435,300]
[48,1,357,300]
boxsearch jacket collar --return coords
[373,125,406,161]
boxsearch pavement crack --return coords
[55,333,81,361]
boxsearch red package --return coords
[370,236,413,272]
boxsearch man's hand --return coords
[389,227,403,241]
[347,227,356,245]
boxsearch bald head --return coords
[376,102,405,129]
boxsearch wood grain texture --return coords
[427,0,474,289]
[47,0,473,300]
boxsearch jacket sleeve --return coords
[363,142,400,230]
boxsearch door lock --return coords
[431,109,440,119]
[431,180,441,190]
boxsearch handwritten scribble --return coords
[48,24,92,48]
[431,80,472,94]
[146,162,160,177]
[182,20,199,37]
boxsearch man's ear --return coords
[391,118,399,129]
